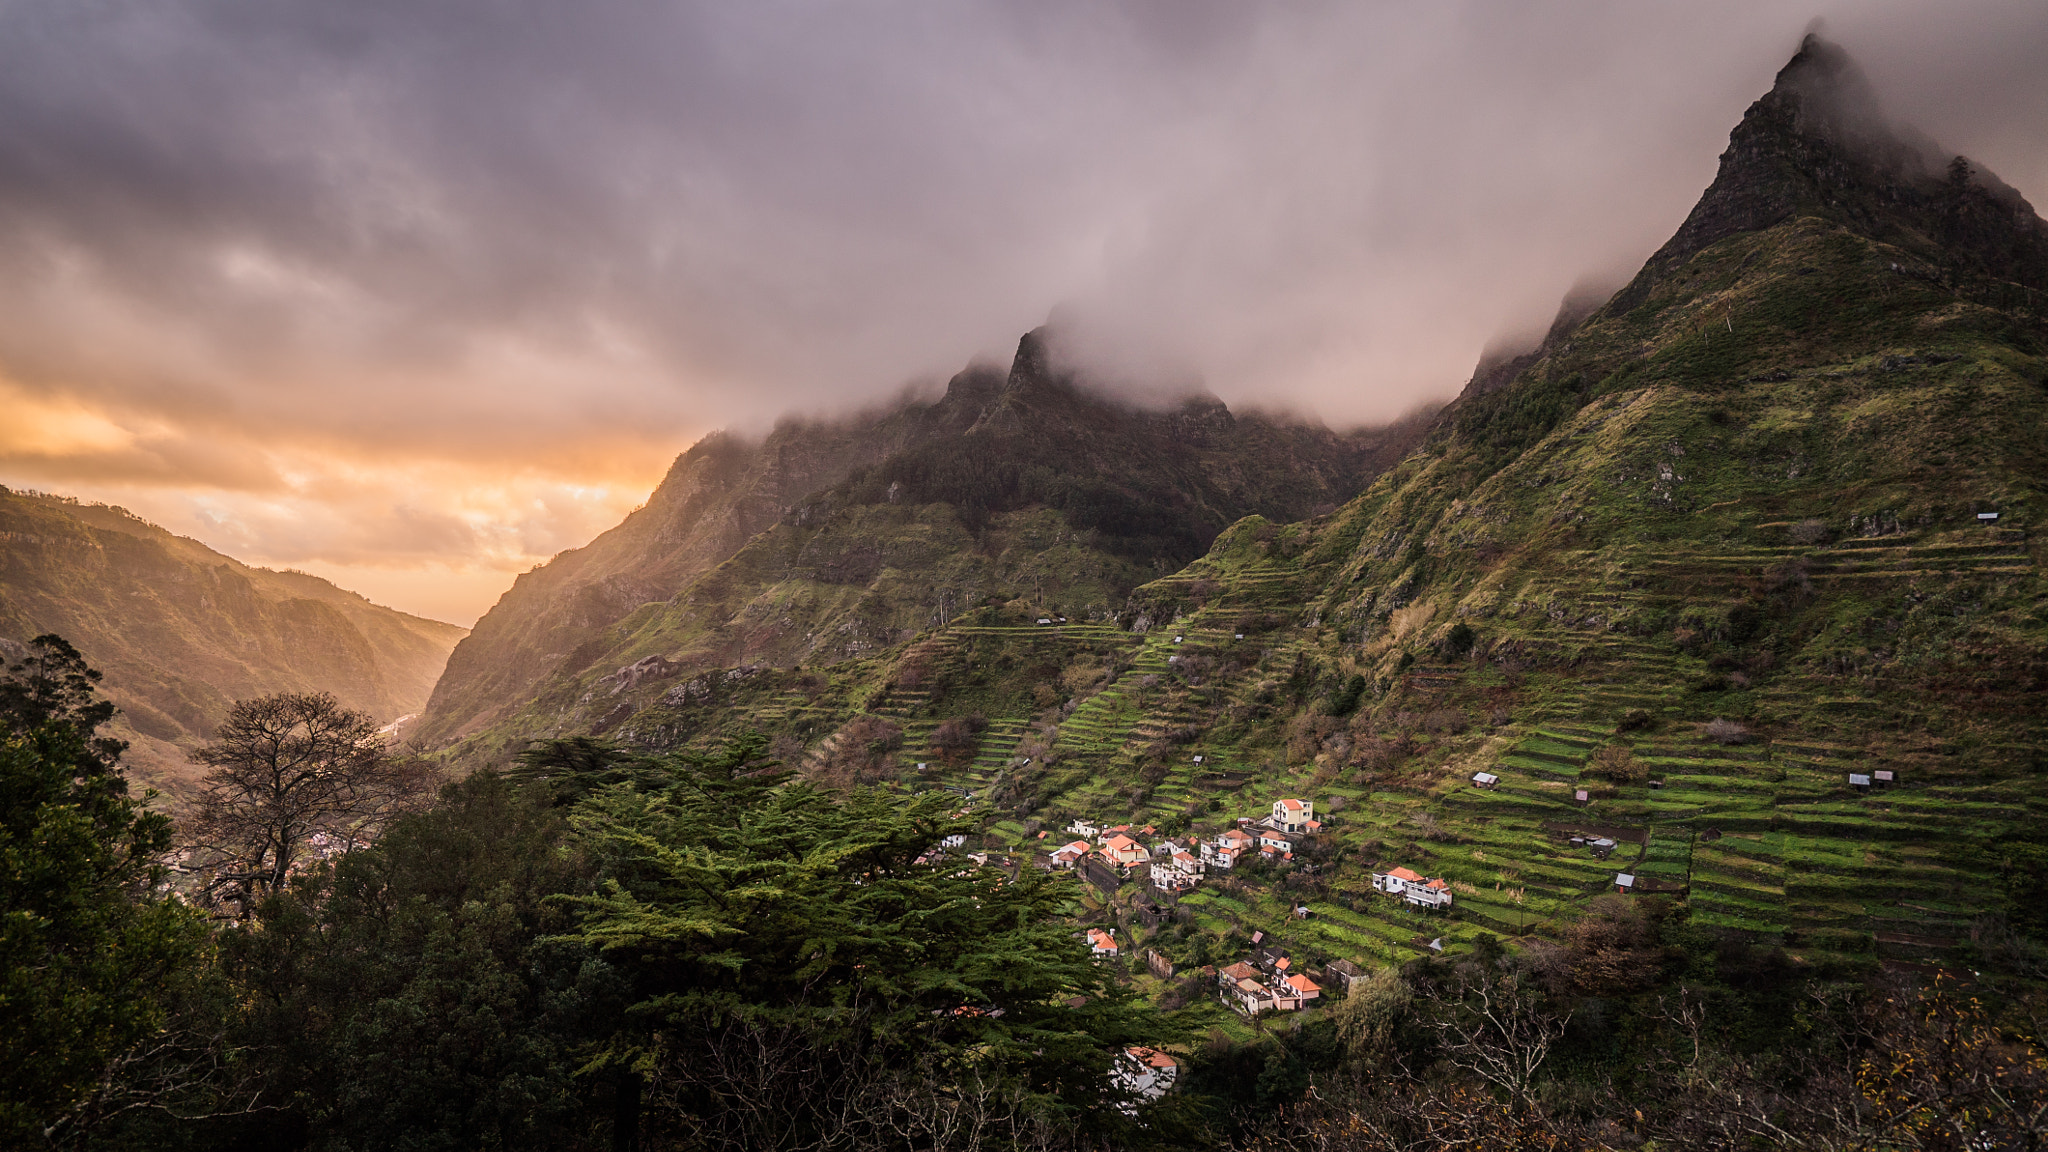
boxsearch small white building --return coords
[1049,840,1092,869]
[1086,928,1119,958]
[1068,818,1101,838]
[1113,1047,1179,1106]
[1373,866,1453,909]
[1471,771,1500,789]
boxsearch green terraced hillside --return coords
[436,35,2047,989]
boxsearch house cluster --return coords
[1200,798,1322,870]
[1045,798,1324,898]
[1045,818,1210,894]
[1371,865,1453,909]
[1214,941,1322,1015]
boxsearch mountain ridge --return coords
[421,328,1434,757]
[498,34,2048,976]
[0,486,468,799]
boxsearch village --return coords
[1014,796,1459,1019]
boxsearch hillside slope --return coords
[432,329,1429,761]
[554,35,2047,977]
[0,489,467,795]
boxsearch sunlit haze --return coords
[2,0,2043,625]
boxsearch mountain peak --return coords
[1768,32,1890,146]
[1618,34,2048,305]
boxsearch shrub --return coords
[1790,518,1830,546]
[1705,718,1750,745]
[1585,745,1646,784]
[1616,708,1655,732]
[931,713,988,751]
[1442,623,1476,657]
[1323,674,1368,717]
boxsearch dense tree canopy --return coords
[0,642,211,1148]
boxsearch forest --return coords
[4,633,2045,1150]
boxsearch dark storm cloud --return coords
[0,0,2043,622]
[1,0,2043,435]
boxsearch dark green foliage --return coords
[1323,674,1368,717]
[0,645,212,1147]
[509,735,669,806]
[1443,623,1476,657]
[561,734,1172,1148]
[219,770,613,1150]
[0,634,128,772]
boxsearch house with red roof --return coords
[1269,798,1315,833]
[1280,972,1321,1005]
[1101,833,1151,868]
[1201,827,1255,870]
[1048,840,1092,869]
[1113,1046,1180,1106]
[1373,866,1453,908]
[1086,928,1119,958]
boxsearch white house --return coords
[1151,848,1203,893]
[1087,928,1119,958]
[1201,827,1255,870]
[1373,866,1453,909]
[1257,827,1304,861]
[1270,798,1315,833]
[1273,972,1321,1010]
[1471,771,1500,789]
[1101,834,1150,868]
[1113,1047,1179,1105]
[1068,819,1101,839]
[1049,840,1092,869]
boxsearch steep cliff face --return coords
[414,377,999,745]
[430,329,1431,760]
[0,489,467,796]
[1628,33,2048,306]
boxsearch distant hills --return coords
[0,488,466,797]
[416,330,1431,753]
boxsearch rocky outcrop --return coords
[1622,33,2048,309]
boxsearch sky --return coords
[1,1,2044,627]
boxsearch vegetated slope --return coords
[0,488,467,795]
[435,328,1430,764]
[415,398,973,746]
[1065,33,2048,968]
[574,35,2043,978]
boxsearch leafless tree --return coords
[1427,962,1572,1113]
[181,692,434,913]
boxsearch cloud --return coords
[1,0,2043,621]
